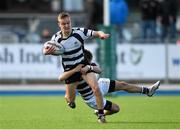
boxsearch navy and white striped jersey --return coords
[77,79,94,101]
[51,28,94,71]
[76,63,98,101]
[78,78,113,110]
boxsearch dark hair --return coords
[84,49,93,63]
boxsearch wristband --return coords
[87,65,93,71]
[90,65,93,71]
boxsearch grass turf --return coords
[0,96,180,129]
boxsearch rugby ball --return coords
[44,41,65,55]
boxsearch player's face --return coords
[58,17,72,35]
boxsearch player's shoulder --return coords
[51,31,62,42]
[73,27,94,39]
[72,27,84,33]
[73,27,92,33]
[52,31,62,38]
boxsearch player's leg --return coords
[82,72,106,123]
[114,81,143,93]
[104,104,120,115]
[104,100,120,115]
[64,72,82,108]
[96,78,120,115]
[94,101,120,116]
[109,80,160,96]
[65,82,77,108]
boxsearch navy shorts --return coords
[65,72,82,84]
[64,60,90,84]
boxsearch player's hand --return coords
[98,31,110,39]
[80,65,90,75]
[43,45,56,55]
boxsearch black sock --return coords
[142,87,149,94]
[98,109,104,115]
[68,102,76,109]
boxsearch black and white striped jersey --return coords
[76,79,94,101]
[51,28,94,71]
[76,63,98,101]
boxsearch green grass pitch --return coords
[0,96,180,129]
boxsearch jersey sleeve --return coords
[51,31,62,43]
[76,27,94,40]
[51,34,56,42]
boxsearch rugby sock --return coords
[142,87,149,94]
[98,109,106,122]
[98,109,104,115]
[67,102,76,109]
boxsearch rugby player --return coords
[59,49,160,116]
[43,12,109,123]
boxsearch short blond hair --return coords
[58,12,70,21]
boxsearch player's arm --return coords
[77,28,110,40]
[92,31,110,40]
[80,64,102,75]
[91,65,102,74]
[58,64,84,81]
[43,44,56,55]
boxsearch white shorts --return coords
[85,78,111,109]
